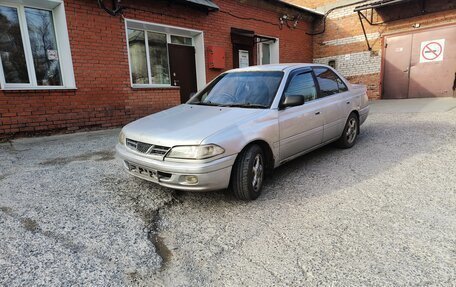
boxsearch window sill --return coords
[131,85,180,90]
[1,86,77,92]
[0,86,77,91]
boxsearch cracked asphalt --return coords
[1,102,455,286]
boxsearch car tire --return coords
[336,112,359,149]
[231,145,265,200]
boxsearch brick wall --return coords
[295,0,456,99]
[0,0,314,140]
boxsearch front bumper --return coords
[115,144,237,191]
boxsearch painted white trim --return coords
[125,20,134,87]
[126,18,203,36]
[52,1,75,88]
[131,84,177,89]
[124,18,206,90]
[194,32,206,90]
[143,30,153,85]
[0,0,62,10]
[1,86,76,91]
[18,4,38,87]
[0,1,76,90]
[323,32,380,46]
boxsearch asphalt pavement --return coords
[1,99,455,286]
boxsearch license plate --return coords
[127,162,158,180]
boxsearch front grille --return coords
[126,138,170,156]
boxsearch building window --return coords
[257,38,279,65]
[0,1,75,90]
[125,19,206,90]
[261,43,271,64]
[127,29,148,84]
[148,31,170,85]
[170,35,192,46]
[127,29,172,85]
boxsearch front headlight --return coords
[167,144,225,159]
[118,130,126,145]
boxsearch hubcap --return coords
[346,118,358,144]
[251,154,264,192]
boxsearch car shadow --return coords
[175,115,453,203]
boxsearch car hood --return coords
[123,104,265,146]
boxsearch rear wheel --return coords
[336,113,359,148]
[231,145,265,200]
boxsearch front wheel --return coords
[336,113,359,148]
[230,145,265,200]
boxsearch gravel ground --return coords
[1,108,455,286]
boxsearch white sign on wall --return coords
[420,39,445,63]
[239,50,249,68]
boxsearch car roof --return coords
[227,63,328,73]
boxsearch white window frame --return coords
[257,37,280,65]
[0,0,76,90]
[125,19,206,90]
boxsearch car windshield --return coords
[188,71,283,108]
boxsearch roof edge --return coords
[273,0,325,16]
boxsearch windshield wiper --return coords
[219,103,268,109]
[189,101,223,106]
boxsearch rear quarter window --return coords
[313,67,348,97]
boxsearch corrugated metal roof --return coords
[354,0,418,11]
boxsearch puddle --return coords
[21,217,41,233]
[151,235,173,267]
[40,151,115,165]
[0,173,11,181]
[0,206,13,215]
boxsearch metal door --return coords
[383,34,413,99]
[168,44,198,103]
[408,25,456,98]
[383,25,456,99]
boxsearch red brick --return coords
[0,0,314,139]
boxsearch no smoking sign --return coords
[420,39,445,63]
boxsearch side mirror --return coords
[281,95,304,108]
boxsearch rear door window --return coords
[313,67,348,98]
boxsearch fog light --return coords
[184,175,198,184]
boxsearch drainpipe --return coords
[307,0,370,35]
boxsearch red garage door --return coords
[383,25,456,99]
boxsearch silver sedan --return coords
[116,64,369,200]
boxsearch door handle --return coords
[315,111,320,115]
[346,101,350,104]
